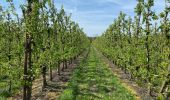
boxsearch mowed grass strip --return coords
[59,47,135,100]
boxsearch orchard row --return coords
[94,0,170,99]
[0,0,90,99]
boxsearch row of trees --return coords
[93,0,170,99]
[0,0,90,99]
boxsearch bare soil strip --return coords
[9,51,88,100]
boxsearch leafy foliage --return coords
[0,0,90,99]
[93,0,170,98]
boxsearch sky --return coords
[0,0,166,37]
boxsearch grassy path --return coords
[59,47,135,100]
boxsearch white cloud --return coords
[97,0,123,5]
[7,0,167,36]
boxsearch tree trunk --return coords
[62,61,65,71]
[136,14,141,40]
[27,37,32,100]
[58,61,61,75]
[65,60,67,69]
[145,7,151,96]
[41,65,47,89]
[23,34,29,100]
[49,65,52,81]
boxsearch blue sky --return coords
[0,0,166,37]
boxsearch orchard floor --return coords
[9,51,87,100]
[59,47,138,100]
[9,47,153,100]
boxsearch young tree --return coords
[159,0,170,98]
[135,0,144,39]
[22,0,40,99]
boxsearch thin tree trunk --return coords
[65,60,67,69]
[23,34,29,100]
[41,65,47,89]
[145,7,151,96]
[58,61,61,75]
[49,65,52,81]
[62,61,65,71]
[27,37,32,100]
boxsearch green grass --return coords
[0,96,6,100]
[59,47,135,100]
[0,79,21,99]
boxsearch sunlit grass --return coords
[59,47,135,100]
